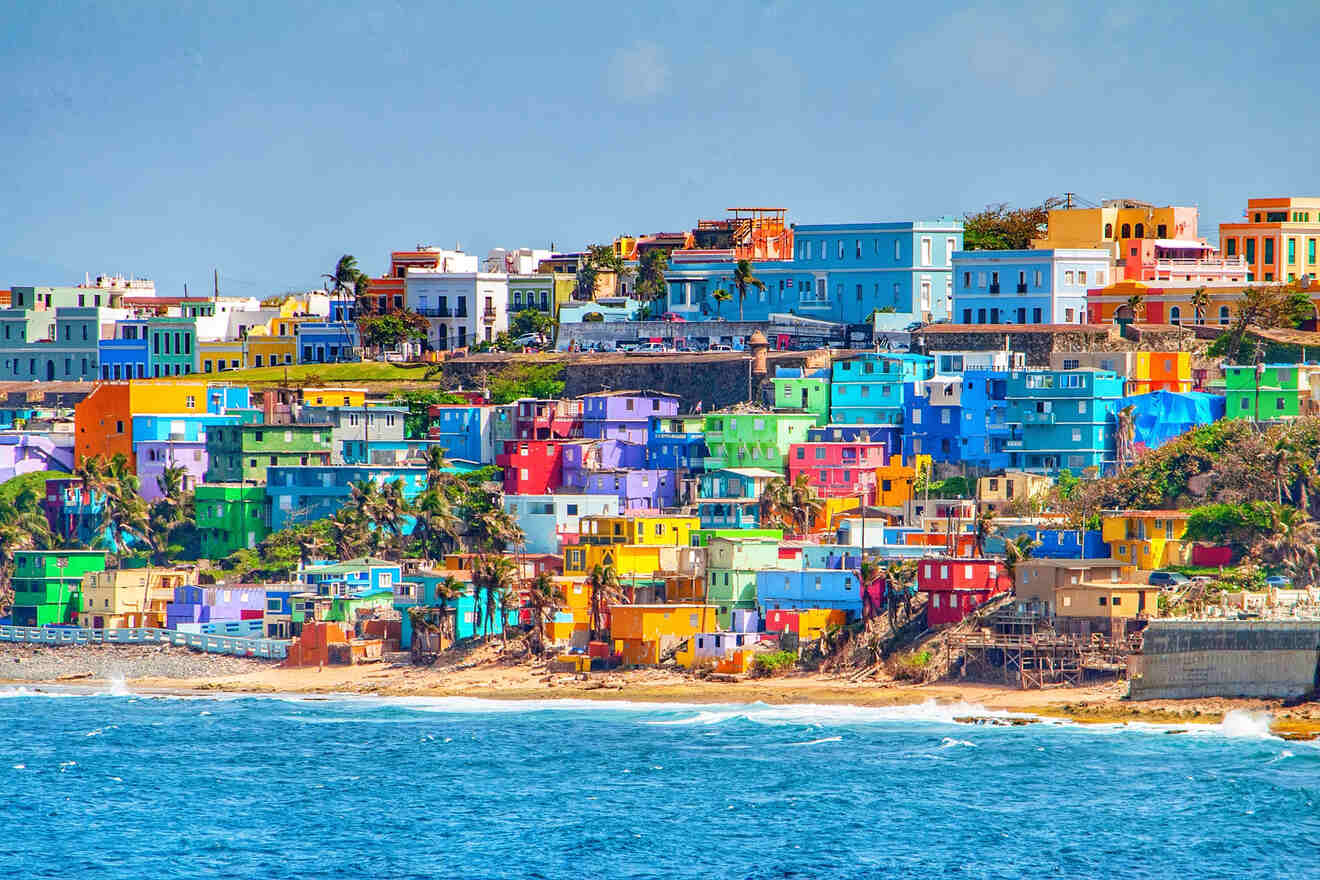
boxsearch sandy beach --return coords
[3,642,1318,739]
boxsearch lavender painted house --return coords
[561,439,647,490]
[165,584,266,629]
[0,431,75,481]
[582,468,675,510]
[133,414,241,500]
[580,391,680,445]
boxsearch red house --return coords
[787,441,888,500]
[496,439,567,494]
[917,557,1012,626]
[514,398,583,440]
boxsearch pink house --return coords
[787,441,888,500]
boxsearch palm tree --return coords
[328,505,371,559]
[1190,286,1210,326]
[1123,293,1145,322]
[324,254,365,313]
[731,259,765,322]
[1001,533,1040,588]
[0,493,54,613]
[883,560,918,631]
[758,476,794,533]
[1115,405,1138,472]
[972,508,996,558]
[473,555,518,640]
[786,473,825,535]
[587,562,624,640]
[711,287,731,318]
[149,463,190,560]
[471,505,523,553]
[430,575,469,645]
[95,454,150,560]
[525,572,564,656]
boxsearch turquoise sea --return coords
[0,688,1316,879]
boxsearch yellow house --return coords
[245,330,297,369]
[1032,200,1199,263]
[199,339,246,375]
[577,514,700,548]
[977,471,1054,513]
[610,603,719,665]
[302,387,367,407]
[1130,352,1192,394]
[811,496,860,532]
[1101,510,1191,570]
[78,567,192,629]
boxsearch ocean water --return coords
[0,689,1317,879]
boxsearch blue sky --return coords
[2,0,1317,297]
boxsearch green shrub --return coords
[751,650,798,676]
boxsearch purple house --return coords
[580,391,680,445]
[135,440,207,501]
[165,584,266,629]
[561,439,647,490]
[582,468,675,510]
[0,431,76,482]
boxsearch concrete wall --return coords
[1128,620,1320,700]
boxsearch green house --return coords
[770,368,831,426]
[196,483,269,559]
[1224,364,1300,421]
[204,422,334,483]
[10,550,106,627]
[702,411,818,472]
[689,527,784,547]
[704,535,784,627]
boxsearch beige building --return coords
[976,472,1054,513]
[1014,558,1158,635]
[1014,558,1135,612]
[78,567,191,629]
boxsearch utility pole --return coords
[1063,192,1075,210]
[214,269,219,301]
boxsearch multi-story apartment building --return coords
[196,483,269,559]
[204,423,333,483]
[952,249,1110,325]
[1223,364,1301,421]
[581,391,679,444]
[1004,368,1124,475]
[1219,196,1320,283]
[10,550,106,627]
[406,271,509,350]
[829,353,934,426]
[265,464,428,530]
[786,441,888,500]
[702,411,817,472]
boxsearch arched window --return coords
[1169,306,1181,325]
[1121,223,1131,238]
[1104,223,1113,238]
[1218,306,1230,325]
[1134,223,1145,238]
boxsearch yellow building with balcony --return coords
[1101,510,1191,570]
[77,567,191,629]
[199,339,247,374]
[1219,197,1320,283]
[577,514,700,548]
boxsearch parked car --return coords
[1189,575,1215,586]
[512,333,545,347]
[1148,571,1190,588]
[633,342,669,353]
[1265,575,1293,588]
[707,343,734,352]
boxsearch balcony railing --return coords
[1020,411,1055,424]
[1016,283,1028,293]
[989,284,1001,294]
[482,307,497,321]
[414,307,453,318]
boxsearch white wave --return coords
[1217,709,1275,739]
[11,764,24,770]
[1267,750,1295,764]
[938,737,977,749]
[106,675,131,697]
[788,736,844,747]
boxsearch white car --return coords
[707,343,734,352]
[633,342,669,353]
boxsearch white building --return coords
[485,248,551,274]
[180,297,263,341]
[503,493,621,554]
[405,271,509,350]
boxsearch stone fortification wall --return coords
[1128,620,1320,700]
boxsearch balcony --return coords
[414,306,453,318]
[989,283,1001,294]
[1020,411,1055,424]
[1004,440,1023,449]
[482,307,497,322]
[1016,283,1028,293]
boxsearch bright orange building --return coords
[74,380,212,466]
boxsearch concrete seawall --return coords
[1128,620,1320,700]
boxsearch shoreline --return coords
[5,665,1319,739]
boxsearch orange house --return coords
[74,380,213,467]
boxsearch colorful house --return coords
[77,567,192,629]
[497,439,567,494]
[502,493,620,554]
[511,398,583,441]
[199,339,247,374]
[1218,196,1320,283]
[702,411,817,471]
[976,471,1054,513]
[1004,368,1125,475]
[917,557,1012,626]
[1131,352,1193,394]
[9,550,106,627]
[956,370,1012,471]
[610,604,720,666]
[787,441,888,500]
[952,248,1109,325]
[577,514,700,548]
[74,381,223,466]
[265,464,427,530]
[196,483,269,559]
[874,454,925,507]
[756,569,863,616]
[298,557,401,598]
[646,414,708,472]
[204,423,334,484]
[771,367,831,425]
[829,354,934,426]
[580,391,680,444]
[425,404,493,464]
[579,467,675,510]
[1224,364,1300,421]
[697,467,780,529]
[1101,510,1191,570]
[706,536,783,625]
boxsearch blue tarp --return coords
[1118,391,1225,451]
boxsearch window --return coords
[1078,271,1087,285]
[1064,271,1074,285]
[894,239,901,260]
[963,271,971,288]
[838,240,845,259]
[1219,306,1230,325]
[920,237,932,266]
[1169,306,1181,325]
[1104,223,1113,238]
[1225,238,1237,256]
[945,237,956,266]
[1288,238,1296,264]
[1245,238,1256,263]
[1098,596,1107,606]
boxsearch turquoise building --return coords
[663,220,962,327]
[0,307,103,381]
[1004,368,1125,475]
[829,353,934,426]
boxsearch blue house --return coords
[298,557,401,597]
[427,405,493,464]
[756,568,863,616]
[646,414,708,472]
[830,353,934,425]
[799,544,863,571]
[207,385,251,413]
[663,220,963,326]
[395,575,519,648]
[696,467,780,529]
[296,321,360,364]
[956,370,1012,471]
[98,332,149,380]
[987,526,1109,559]
[951,249,1109,325]
[266,465,429,530]
[904,378,964,463]
[1004,369,1125,474]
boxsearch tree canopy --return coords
[962,198,1062,250]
